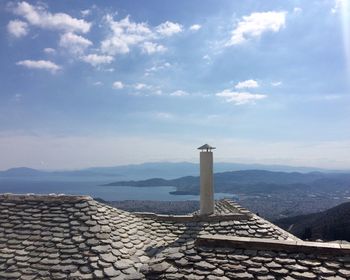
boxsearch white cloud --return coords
[156,21,183,36]
[16,59,61,73]
[101,15,152,55]
[170,90,188,97]
[81,9,91,17]
[189,24,201,31]
[145,62,171,76]
[43,47,56,54]
[293,7,302,14]
[101,15,182,57]
[142,42,167,54]
[7,19,28,38]
[129,83,162,95]
[112,81,124,89]
[235,79,259,89]
[155,112,173,119]
[13,1,91,33]
[154,89,163,95]
[202,55,211,64]
[93,81,102,86]
[59,32,92,54]
[81,54,113,66]
[271,81,282,87]
[216,89,267,105]
[331,0,344,14]
[226,11,286,46]
[133,83,152,90]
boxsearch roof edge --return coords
[0,193,93,202]
[196,235,350,255]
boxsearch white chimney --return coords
[198,144,215,216]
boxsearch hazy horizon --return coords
[2,159,350,173]
[1,1,350,170]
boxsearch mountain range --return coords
[0,162,347,181]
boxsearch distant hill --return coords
[1,162,346,181]
[105,170,350,195]
[0,167,48,177]
[275,202,350,242]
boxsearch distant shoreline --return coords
[169,190,196,195]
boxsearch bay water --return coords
[0,179,235,201]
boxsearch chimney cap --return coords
[197,144,216,152]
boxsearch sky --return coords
[0,0,350,170]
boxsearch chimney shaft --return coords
[199,148,214,216]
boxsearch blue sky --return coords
[1,0,350,170]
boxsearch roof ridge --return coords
[0,193,92,202]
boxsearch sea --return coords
[0,179,235,201]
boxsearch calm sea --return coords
[0,179,235,201]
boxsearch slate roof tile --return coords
[0,194,349,279]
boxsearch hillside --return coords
[275,202,350,242]
[0,167,47,177]
[105,170,350,195]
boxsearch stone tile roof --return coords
[0,194,349,279]
[150,235,350,279]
